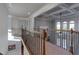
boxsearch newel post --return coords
[42,29,47,55]
[69,29,73,54]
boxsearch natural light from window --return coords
[69,21,75,30]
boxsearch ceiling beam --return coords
[51,9,66,14]
[70,4,79,9]
[31,3,59,18]
[59,5,73,13]
[58,4,79,16]
[63,4,77,13]
[44,14,60,18]
[59,4,79,17]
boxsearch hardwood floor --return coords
[46,41,72,55]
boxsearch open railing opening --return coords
[55,29,79,54]
[21,29,46,55]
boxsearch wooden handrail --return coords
[52,29,79,33]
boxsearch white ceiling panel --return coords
[7,3,47,17]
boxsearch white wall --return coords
[0,4,8,54]
[27,17,34,31]
[11,17,27,36]
[8,15,12,29]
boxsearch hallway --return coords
[0,3,79,55]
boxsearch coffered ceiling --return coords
[37,3,79,18]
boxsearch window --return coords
[69,21,75,30]
[56,22,60,30]
[62,21,67,30]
